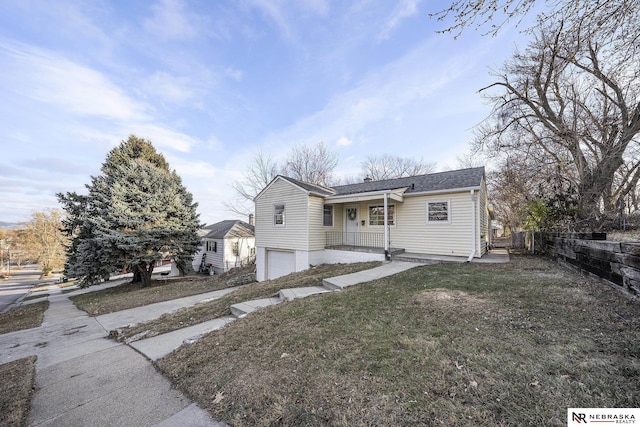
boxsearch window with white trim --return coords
[368,204,395,226]
[427,200,450,223]
[323,204,333,226]
[232,241,239,256]
[206,240,217,252]
[274,204,285,226]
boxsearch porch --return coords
[325,232,404,256]
[325,231,510,264]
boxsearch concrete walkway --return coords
[1,261,421,426]
[394,248,510,264]
[0,291,230,426]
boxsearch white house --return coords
[254,167,493,281]
[193,220,255,275]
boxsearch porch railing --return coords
[325,231,384,249]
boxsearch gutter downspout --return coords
[384,192,390,261]
[467,189,476,262]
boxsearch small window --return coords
[368,204,395,226]
[323,205,333,226]
[206,240,217,252]
[232,241,239,256]
[274,204,285,226]
[427,200,450,223]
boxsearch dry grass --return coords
[0,356,37,427]
[0,302,49,335]
[157,256,640,426]
[118,262,381,342]
[71,266,257,316]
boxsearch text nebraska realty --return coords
[573,412,636,424]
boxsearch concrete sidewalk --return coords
[0,291,231,426]
[1,261,422,426]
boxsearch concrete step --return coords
[392,255,442,264]
[321,278,343,291]
[279,286,331,301]
[130,316,236,361]
[230,297,282,318]
[392,253,461,264]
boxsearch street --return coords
[0,264,50,313]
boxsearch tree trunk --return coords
[176,258,194,276]
[132,270,142,283]
[135,262,155,287]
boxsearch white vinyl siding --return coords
[309,196,330,251]
[391,193,473,256]
[203,239,224,271]
[311,193,476,256]
[255,178,310,251]
[479,178,489,255]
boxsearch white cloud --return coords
[168,157,218,179]
[336,136,353,146]
[378,0,422,41]
[141,71,197,104]
[131,124,197,153]
[143,0,198,40]
[258,36,496,159]
[248,0,292,39]
[225,67,244,81]
[300,0,330,16]
[246,0,332,42]
[0,42,148,121]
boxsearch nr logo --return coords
[572,412,587,423]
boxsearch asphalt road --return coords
[0,264,50,313]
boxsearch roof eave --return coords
[404,185,482,197]
[325,187,408,203]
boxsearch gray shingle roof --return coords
[277,176,335,196]
[331,167,485,196]
[203,220,254,239]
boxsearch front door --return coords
[344,206,359,245]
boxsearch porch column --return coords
[384,192,389,254]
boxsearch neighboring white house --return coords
[192,220,255,275]
[254,167,493,281]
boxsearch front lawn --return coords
[157,256,640,426]
[117,262,381,342]
[71,266,257,316]
[0,301,49,335]
[0,356,37,427]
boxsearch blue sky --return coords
[0,0,536,226]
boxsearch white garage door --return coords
[267,250,295,280]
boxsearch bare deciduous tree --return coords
[475,19,640,220]
[21,210,67,276]
[361,154,436,181]
[431,0,640,52]
[228,142,338,217]
[282,142,338,187]
[226,150,280,216]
